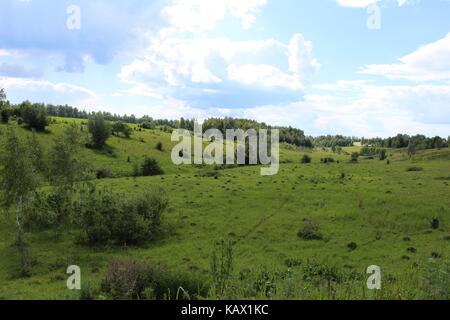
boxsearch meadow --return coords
[0,117,449,300]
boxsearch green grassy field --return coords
[0,118,449,300]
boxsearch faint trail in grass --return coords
[234,198,288,246]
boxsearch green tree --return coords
[19,101,49,131]
[49,123,88,186]
[141,157,164,176]
[0,129,39,230]
[112,121,132,138]
[88,113,111,149]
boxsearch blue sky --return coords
[1,0,450,137]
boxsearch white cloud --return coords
[162,0,267,33]
[227,64,303,90]
[0,77,98,106]
[361,33,450,81]
[335,0,409,8]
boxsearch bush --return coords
[19,102,49,131]
[88,113,111,149]
[320,157,335,164]
[141,157,164,176]
[298,218,323,240]
[350,153,359,162]
[101,259,207,300]
[406,166,423,172]
[95,167,112,179]
[155,142,163,151]
[300,154,312,164]
[73,185,168,245]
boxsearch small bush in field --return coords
[73,185,168,245]
[141,157,164,176]
[155,142,163,151]
[101,259,207,300]
[300,154,312,164]
[96,167,112,179]
[298,218,323,240]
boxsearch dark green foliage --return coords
[101,259,206,300]
[48,124,88,186]
[406,166,423,172]
[112,121,132,138]
[300,154,312,164]
[155,141,163,151]
[298,219,323,240]
[430,218,440,230]
[73,185,168,245]
[18,101,49,132]
[312,135,355,148]
[141,157,164,176]
[350,152,359,162]
[347,242,358,251]
[88,113,111,149]
[320,157,335,164]
[95,167,112,179]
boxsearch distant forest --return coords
[0,97,449,151]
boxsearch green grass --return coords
[0,119,449,300]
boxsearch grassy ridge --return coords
[0,118,449,299]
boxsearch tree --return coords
[407,142,416,158]
[112,121,132,138]
[0,129,39,230]
[49,124,87,186]
[0,88,10,123]
[19,101,49,131]
[141,157,164,176]
[378,149,387,161]
[88,113,111,149]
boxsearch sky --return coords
[1,0,450,137]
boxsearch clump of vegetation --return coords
[73,185,168,245]
[111,121,132,138]
[347,242,358,251]
[406,166,423,172]
[101,259,206,300]
[320,157,335,164]
[18,101,50,132]
[297,218,323,240]
[350,152,359,163]
[430,218,440,230]
[88,113,111,149]
[300,154,312,164]
[95,167,112,179]
[210,240,234,298]
[141,157,164,176]
[155,141,163,151]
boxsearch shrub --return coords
[350,152,359,162]
[95,167,112,179]
[406,166,423,172]
[88,113,111,149]
[19,102,49,131]
[155,142,163,151]
[347,242,358,251]
[73,185,168,245]
[141,157,164,176]
[101,259,207,300]
[320,157,335,164]
[430,218,440,230]
[300,154,312,164]
[298,218,323,240]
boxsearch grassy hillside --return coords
[0,118,448,300]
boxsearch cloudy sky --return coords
[1,0,450,137]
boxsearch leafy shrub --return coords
[320,157,335,164]
[347,242,358,251]
[73,185,168,245]
[155,142,163,151]
[101,259,207,300]
[350,153,359,163]
[141,157,164,176]
[95,167,112,179]
[298,218,323,240]
[300,154,312,164]
[406,166,423,172]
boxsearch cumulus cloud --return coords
[361,33,450,81]
[119,0,319,109]
[0,77,98,106]
[162,0,267,32]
